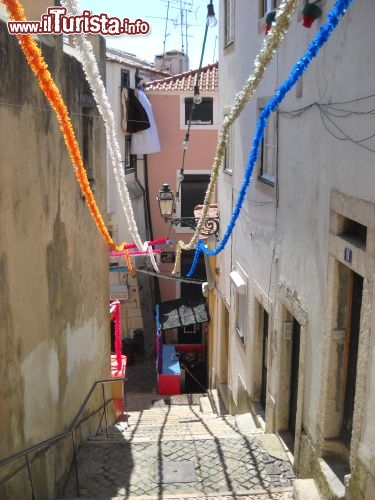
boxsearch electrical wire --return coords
[172,0,301,275]
[280,98,375,153]
[136,267,205,285]
[186,0,355,277]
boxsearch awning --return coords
[158,298,209,331]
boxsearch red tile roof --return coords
[145,62,218,93]
[106,48,171,78]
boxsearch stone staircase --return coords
[60,391,305,499]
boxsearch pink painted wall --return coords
[146,92,218,301]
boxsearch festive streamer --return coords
[148,245,160,274]
[2,0,162,274]
[1,0,120,249]
[172,0,300,274]
[187,0,354,277]
[120,244,133,273]
[61,0,160,274]
[109,249,162,258]
[108,237,170,254]
[109,300,122,371]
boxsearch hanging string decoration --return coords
[109,249,162,258]
[172,0,300,275]
[2,0,164,275]
[186,0,354,277]
[61,0,152,257]
[1,0,121,248]
[109,300,122,371]
[108,238,169,272]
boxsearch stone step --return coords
[293,478,321,499]
[199,395,214,413]
[207,388,228,416]
[235,412,263,434]
[62,488,293,499]
[91,403,264,446]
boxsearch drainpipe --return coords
[136,154,161,303]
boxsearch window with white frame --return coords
[121,69,130,89]
[259,0,277,19]
[223,126,233,174]
[179,173,210,230]
[230,269,247,342]
[224,0,235,46]
[258,100,277,186]
[124,135,137,174]
[235,291,246,341]
[184,97,213,125]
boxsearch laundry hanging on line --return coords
[121,87,161,155]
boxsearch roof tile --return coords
[145,62,218,93]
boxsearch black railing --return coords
[0,377,126,499]
[169,216,220,237]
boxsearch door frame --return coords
[276,282,308,472]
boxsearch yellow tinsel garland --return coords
[172,0,299,275]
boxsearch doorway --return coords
[261,309,269,410]
[288,318,301,437]
[180,250,207,300]
[341,271,363,446]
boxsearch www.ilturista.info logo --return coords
[8,7,150,36]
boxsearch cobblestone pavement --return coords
[62,354,294,499]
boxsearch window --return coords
[180,173,210,225]
[235,292,246,342]
[121,69,130,89]
[223,127,233,174]
[124,135,137,174]
[259,0,276,19]
[258,104,277,186]
[185,97,213,125]
[230,269,247,342]
[224,0,235,46]
[339,216,367,249]
[81,103,95,186]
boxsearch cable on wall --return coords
[172,0,301,275]
[186,0,355,277]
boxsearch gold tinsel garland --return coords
[172,0,299,275]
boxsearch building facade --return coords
[0,1,108,497]
[145,62,219,302]
[212,0,375,498]
[105,47,169,355]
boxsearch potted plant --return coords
[302,2,322,28]
[265,10,276,34]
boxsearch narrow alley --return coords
[2,0,375,498]
[62,355,295,499]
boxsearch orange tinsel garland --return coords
[3,0,124,254]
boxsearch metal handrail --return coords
[0,376,126,498]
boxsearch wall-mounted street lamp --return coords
[157,183,220,237]
[157,183,175,222]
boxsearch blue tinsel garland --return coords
[187,0,354,277]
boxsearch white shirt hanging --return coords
[130,89,161,155]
